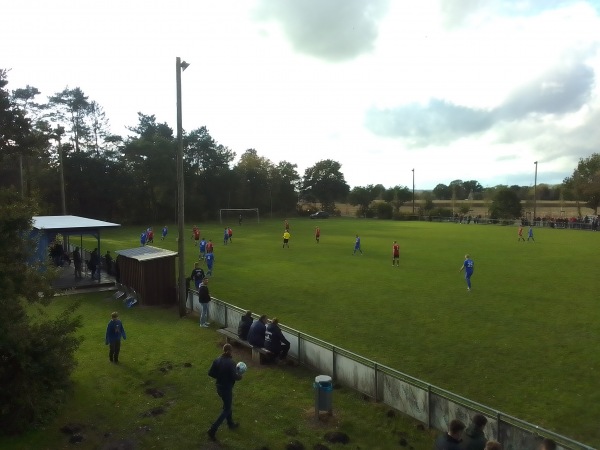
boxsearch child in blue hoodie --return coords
[106,312,127,363]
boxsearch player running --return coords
[392,241,400,266]
[315,226,320,244]
[223,227,229,245]
[459,254,474,291]
[199,238,207,260]
[205,251,215,276]
[353,235,363,255]
[192,225,200,246]
[518,226,525,242]
[528,226,535,242]
[161,225,168,240]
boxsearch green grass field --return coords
[1,292,435,449]
[8,218,599,448]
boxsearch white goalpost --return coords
[219,208,260,224]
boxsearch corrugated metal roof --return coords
[115,246,178,261]
[32,215,120,230]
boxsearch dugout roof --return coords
[115,246,178,261]
[32,215,120,232]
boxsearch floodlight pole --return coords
[412,168,415,214]
[176,57,189,317]
[533,161,538,225]
[55,127,67,215]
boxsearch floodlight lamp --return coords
[180,61,190,71]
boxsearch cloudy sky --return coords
[3,0,600,189]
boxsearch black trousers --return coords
[109,340,121,362]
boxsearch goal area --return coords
[219,208,260,224]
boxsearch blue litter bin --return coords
[314,375,333,416]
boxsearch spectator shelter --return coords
[32,215,120,260]
[31,216,120,289]
[115,246,177,306]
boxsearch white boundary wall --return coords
[187,291,595,450]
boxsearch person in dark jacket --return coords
[461,414,487,450]
[73,247,82,279]
[264,317,290,360]
[89,248,100,280]
[539,439,556,450]
[207,344,242,441]
[237,311,253,340]
[434,419,465,450]
[198,277,211,327]
[247,315,268,347]
[105,311,127,363]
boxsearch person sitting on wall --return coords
[237,311,253,341]
[264,317,290,361]
[247,315,268,348]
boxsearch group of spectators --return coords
[435,416,558,450]
[49,241,116,281]
[237,311,290,361]
[526,215,599,230]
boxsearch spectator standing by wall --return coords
[539,438,556,450]
[434,419,466,450]
[198,277,211,328]
[461,414,487,450]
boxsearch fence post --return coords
[374,363,378,401]
[332,346,337,382]
[427,384,432,429]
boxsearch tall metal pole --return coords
[176,57,188,317]
[533,161,538,225]
[57,132,66,215]
[19,154,24,198]
[412,168,415,214]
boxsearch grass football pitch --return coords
[78,218,600,445]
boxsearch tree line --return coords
[2,69,599,223]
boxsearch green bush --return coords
[0,189,82,435]
[375,202,393,219]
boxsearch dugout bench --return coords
[216,327,275,364]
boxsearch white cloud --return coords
[2,0,600,189]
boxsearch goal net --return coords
[219,208,260,224]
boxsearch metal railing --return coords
[187,292,595,450]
